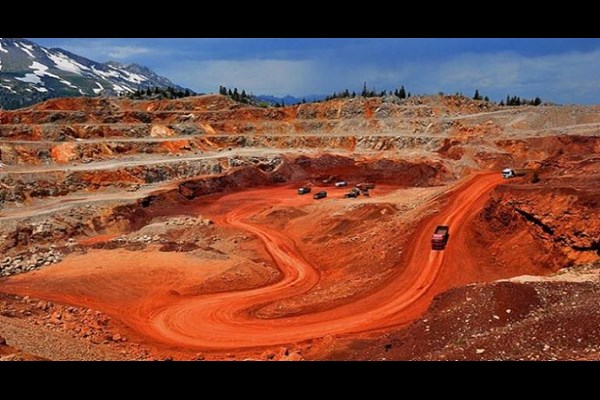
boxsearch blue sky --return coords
[30,38,600,104]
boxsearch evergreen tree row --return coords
[127,86,193,100]
[325,83,410,101]
[499,94,542,106]
[219,85,252,104]
[473,89,542,106]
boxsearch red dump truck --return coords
[431,225,449,250]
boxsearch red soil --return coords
[1,172,529,356]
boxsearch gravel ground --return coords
[0,315,126,361]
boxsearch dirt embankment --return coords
[478,178,600,265]
[177,153,447,200]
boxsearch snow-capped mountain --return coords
[0,38,187,109]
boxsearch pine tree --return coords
[473,89,481,100]
[228,88,233,97]
[185,89,191,97]
[351,91,356,98]
[232,88,240,101]
[399,86,406,99]
[499,99,505,106]
[484,96,489,102]
[534,96,542,106]
[361,82,368,97]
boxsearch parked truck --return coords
[344,188,361,198]
[313,191,327,200]
[298,187,312,195]
[502,168,527,179]
[356,182,375,190]
[431,225,449,250]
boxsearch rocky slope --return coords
[334,261,600,361]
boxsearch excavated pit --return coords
[1,94,599,360]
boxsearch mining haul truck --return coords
[431,225,449,250]
[502,168,527,179]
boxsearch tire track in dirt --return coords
[139,173,503,349]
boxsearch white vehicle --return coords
[502,168,526,179]
[334,181,348,187]
[501,168,515,178]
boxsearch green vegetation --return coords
[219,85,252,104]
[325,83,409,101]
[501,95,543,106]
[127,86,193,100]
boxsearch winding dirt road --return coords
[2,172,503,352]
[130,172,503,349]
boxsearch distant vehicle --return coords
[313,191,327,200]
[362,189,370,197]
[431,225,450,250]
[356,182,375,190]
[335,181,348,187]
[75,138,84,142]
[344,188,360,198]
[502,168,527,179]
[298,187,312,195]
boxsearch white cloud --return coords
[106,46,151,60]
[41,40,154,62]
[426,49,600,103]
[161,59,316,96]
[309,49,600,104]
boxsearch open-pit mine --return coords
[0,94,599,361]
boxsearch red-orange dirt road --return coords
[2,173,504,352]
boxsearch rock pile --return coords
[0,248,63,277]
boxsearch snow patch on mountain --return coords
[112,83,133,93]
[60,79,77,89]
[46,51,86,74]
[17,43,35,58]
[0,83,15,93]
[92,82,104,94]
[91,65,120,79]
[30,61,61,79]
[16,73,42,84]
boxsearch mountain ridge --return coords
[0,38,189,109]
